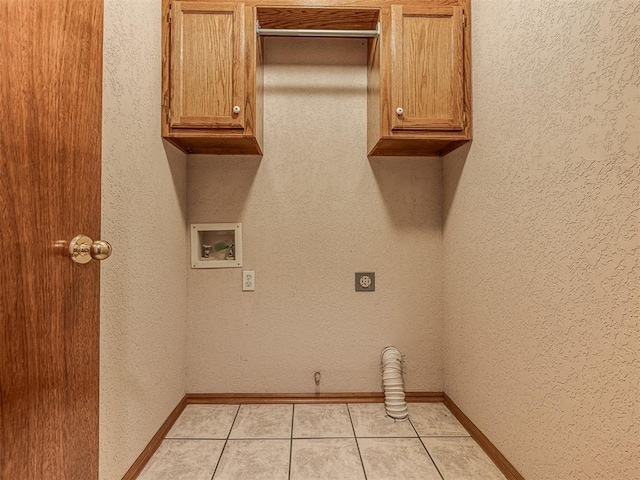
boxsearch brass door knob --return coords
[69,235,112,264]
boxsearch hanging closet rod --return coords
[256,21,380,38]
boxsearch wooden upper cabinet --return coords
[390,6,464,133]
[369,2,470,156]
[164,1,263,155]
[162,0,471,157]
[170,2,245,129]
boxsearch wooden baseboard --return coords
[444,393,525,480]
[122,392,523,480]
[186,391,444,404]
[121,395,188,480]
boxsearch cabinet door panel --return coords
[391,6,464,132]
[171,2,245,129]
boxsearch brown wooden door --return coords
[170,1,246,129]
[0,0,103,479]
[390,5,465,132]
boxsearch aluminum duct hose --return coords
[381,346,408,420]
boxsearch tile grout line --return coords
[408,416,446,480]
[160,433,460,441]
[346,404,368,480]
[164,437,227,441]
[288,404,295,480]
[282,434,433,440]
[292,435,403,440]
[209,404,241,480]
[202,436,292,440]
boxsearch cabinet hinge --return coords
[169,6,172,23]
[462,12,466,27]
[463,112,467,125]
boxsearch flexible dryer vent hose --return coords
[381,346,408,420]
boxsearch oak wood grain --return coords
[371,1,471,155]
[165,1,264,154]
[243,4,263,149]
[164,0,466,14]
[254,15,265,149]
[210,0,460,6]
[0,0,103,478]
[162,0,172,137]
[391,5,464,132]
[369,137,469,156]
[165,134,263,155]
[378,6,393,138]
[163,0,471,156]
[462,0,473,140]
[444,394,526,480]
[257,7,379,30]
[367,35,382,153]
[121,396,188,480]
[170,2,245,128]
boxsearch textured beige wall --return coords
[100,0,188,478]
[443,1,639,479]
[187,38,444,393]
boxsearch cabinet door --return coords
[391,6,464,132]
[170,2,245,129]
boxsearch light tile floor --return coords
[139,402,507,480]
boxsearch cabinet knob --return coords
[232,105,241,114]
[396,107,404,116]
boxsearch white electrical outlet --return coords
[242,270,255,291]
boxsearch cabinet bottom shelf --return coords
[165,134,468,158]
[164,135,263,156]
[368,137,470,157]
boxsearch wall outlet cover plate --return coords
[355,272,375,292]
